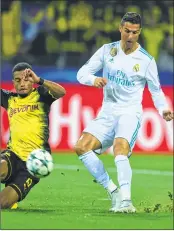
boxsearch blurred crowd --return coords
[1,0,173,72]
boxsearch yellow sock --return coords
[10,203,18,209]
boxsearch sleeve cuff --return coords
[88,74,97,86]
[158,109,164,117]
[158,107,168,117]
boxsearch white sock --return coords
[79,150,117,193]
[115,154,132,201]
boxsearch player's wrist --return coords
[37,77,45,85]
[88,74,97,86]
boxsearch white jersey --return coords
[77,40,168,116]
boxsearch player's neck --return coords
[18,88,34,98]
[121,41,139,55]
[18,94,28,98]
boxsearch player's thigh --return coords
[8,166,40,202]
[75,114,116,155]
[113,114,141,156]
[0,186,19,209]
[1,150,17,183]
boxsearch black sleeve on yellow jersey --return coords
[1,89,12,109]
[37,86,57,106]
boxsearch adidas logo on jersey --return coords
[108,58,114,63]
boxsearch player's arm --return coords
[146,58,173,121]
[40,79,66,99]
[1,89,11,109]
[24,69,66,99]
[77,45,107,88]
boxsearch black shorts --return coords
[1,149,40,202]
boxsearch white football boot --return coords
[115,200,136,213]
[109,189,121,212]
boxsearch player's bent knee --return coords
[0,194,13,209]
[74,143,90,156]
[74,133,102,155]
[0,199,11,209]
[113,138,130,156]
[0,186,19,209]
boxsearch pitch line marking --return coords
[54,164,173,176]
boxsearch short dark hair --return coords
[12,62,32,73]
[121,12,142,28]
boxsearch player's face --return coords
[119,22,141,49]
[13,71,33,97]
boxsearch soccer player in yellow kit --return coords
[0,62,66,209]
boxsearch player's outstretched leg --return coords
[0,159,19,209]
[113,138,136,213]
[74,132,121,211]
[0,186,19,209]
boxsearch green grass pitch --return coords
[1,153,173,229]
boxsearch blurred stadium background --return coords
[1,0,173,154]
[1,1,173,230]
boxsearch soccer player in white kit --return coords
[74,12,173,213]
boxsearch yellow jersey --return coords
[1,86,56,161]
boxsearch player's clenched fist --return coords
[94,77,107,88]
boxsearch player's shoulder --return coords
[103,41,120,49]
[36,85,50,99]
[138,46,154,61]
[37,85,48,95]
[102,41,120,55]
[1,89,17,97]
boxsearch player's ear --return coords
[12,79,15,86]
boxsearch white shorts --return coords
[83,110,141,156]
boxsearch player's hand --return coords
[94,77,107,88]
[23,69,40,84]
[162,110,174,121]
